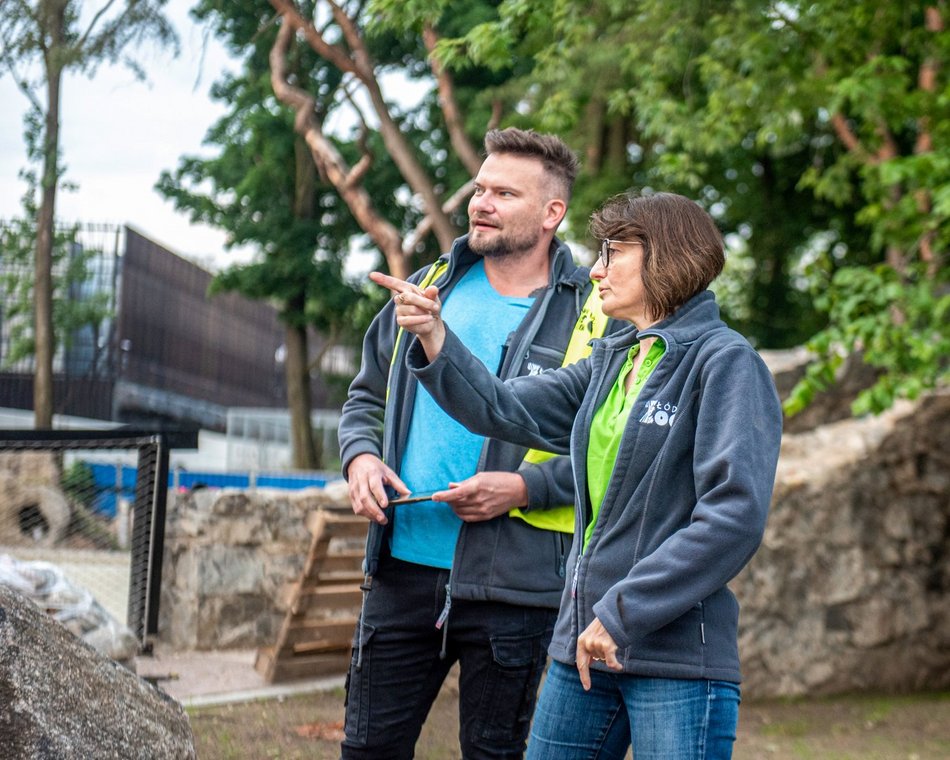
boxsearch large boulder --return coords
[734,391,950,698]
[0,584,196,759]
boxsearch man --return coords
[338,128,605,759]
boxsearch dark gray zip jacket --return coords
[407,290,782,682]
[339,235,609,609]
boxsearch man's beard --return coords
[468,223,542,259]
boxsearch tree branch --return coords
[402,178,475,255]
[488,99,503,130]
[913,6,943,268]
[914,6,942,156]
[346,125,374,189]
[271,0,459,251]
[423,23,482,176]
[327,0,373,79]
[76,0,119,52]
[269,18,408,277]
[269,0,357,75]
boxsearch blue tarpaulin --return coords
[86,463,337,517]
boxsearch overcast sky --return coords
[0,0,253,271]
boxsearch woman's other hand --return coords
[576,616,623,690]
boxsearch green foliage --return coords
[61,461,96,509]
[425,0,949,414]
[784,264,950,416]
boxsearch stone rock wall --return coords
[159,480,351,650]
[734,391,950,697]
[0,452,70,547]
[0,584,196,759]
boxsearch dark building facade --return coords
[0,224,335,430]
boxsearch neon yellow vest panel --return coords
[510,285,608,534]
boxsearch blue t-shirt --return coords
[391,260,534,568]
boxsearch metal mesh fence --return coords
[0,430,187,655]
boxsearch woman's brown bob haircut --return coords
[590,192,725,322]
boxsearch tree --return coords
[158,0,381,468]
[266,0,492,280]
[0,0,177,428]
[429,0,949,413]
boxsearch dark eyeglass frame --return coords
[599,238,643,268]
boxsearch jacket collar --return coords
[442,234,585,291]
[599,290,725,349]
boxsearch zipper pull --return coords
[435,584,452,630]
[571,555,581,599]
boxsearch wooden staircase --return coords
[255,509,367,683]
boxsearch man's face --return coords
[467,152,553,259]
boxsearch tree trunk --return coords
[285,136,320,469]
[33,6,65,430]
[362,79,459,253]
[284,319,319,469]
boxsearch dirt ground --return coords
[188,685,950,759]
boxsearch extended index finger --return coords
[369,271,413,296]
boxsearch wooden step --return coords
[256,646,352,682]
[279,618,357,651]
[279,581,363,614]
[319,551,364,574]
[305,511,368,540]
[276,574,364,613]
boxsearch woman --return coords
[373,192,783,759]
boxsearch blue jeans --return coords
[527,661,740,760]
[341,555,555,759]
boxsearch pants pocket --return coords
[472,629,550,750]
[343,622,376,746]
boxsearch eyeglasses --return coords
[599,239,643,268]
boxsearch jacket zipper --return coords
[435,582,452,660]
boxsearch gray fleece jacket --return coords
[407,290,783,682]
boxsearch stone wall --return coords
[158,480,351,650]
[733,391,950,697]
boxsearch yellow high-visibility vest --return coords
[510,285,608,533]
[386,260,449,402]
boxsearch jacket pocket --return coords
[636,603,705,667]
[554,531,568,579]
[521,343,565,375]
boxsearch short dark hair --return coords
[589,192,725,321]
[484,127,579,200]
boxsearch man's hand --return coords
[576,616,623,690]
[432,471,528,522]
[345,453,409,525]
[369,271,445,358]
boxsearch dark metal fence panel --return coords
[0,429,196,652]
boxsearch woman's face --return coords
[590,239,654,328]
